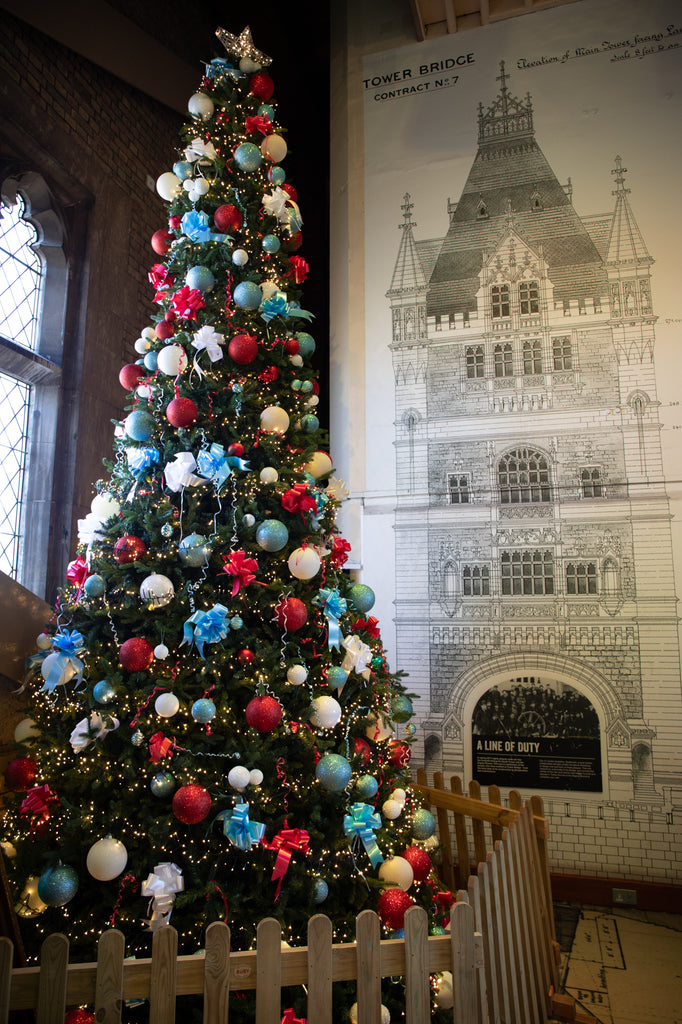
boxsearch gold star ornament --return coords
[215,26,272,68]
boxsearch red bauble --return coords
[64,1010,95,1024]
[281,183,298,203]
[273,597,308,631]
[284,339,300,355]
[258,365,279,383]
[238,648,255,664]
[250,71,274,101]
[282,231,303,252]
[228,442,245,458]
[377,888,415,930]
[214,204,243,233]
[119,363,146,390]
[113,535,147,564]
[172,784,212,824]
[166,396,198,428]
[119,637,154,672]
[354,737,371,763]
[401,846,433,882]
[155,320,175,340]
[245,695,282,733]
[151,229,174,255]
[4,756,38,792]
[228,333,259,365]
[388,741,411,768]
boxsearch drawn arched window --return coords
[501,550,554,595]
[442,561,459,615]
[466,344,484,378]
[0,173,66,595]
[448,474,470,504]
[404,307,415,338]
[494,342,513,377]
[491,284,510,318]
[581,468,603,498]
[519,281,539,315]
[602,557,619,597]
[463,565,489,596]
[566,562,597,595]
[523,339,542,374]
[498,447,551,503]
[552,336,572,370]
[477,198,488,219]
[530,190,542,211]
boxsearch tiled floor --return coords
[554,903,682,1024]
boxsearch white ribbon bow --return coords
[70,711,120,752]
[184,138,218,162]
[141,862,184,931]
[164,452,202,492]
[341,635,372,680]
[77,512,106,546]
[192,326,225,375]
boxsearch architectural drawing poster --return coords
[354,0,682,875]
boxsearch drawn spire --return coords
[606,156,652,268]
[388,192,427,295]
[478,60,534,144]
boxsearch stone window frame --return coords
[565,561,598,595]
[501,550,555,596]
[447,473,471,504]
[463,564,490,596]
[498,446,552,504]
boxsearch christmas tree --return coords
[2,26,453,1021]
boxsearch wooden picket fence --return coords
[2,776,592,1023]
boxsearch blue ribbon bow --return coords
[259,292,314,325]
[313,588,346,650]
[128,447,160,475]
[181,604,229,659]
[343,802,384,869]
[215,800,266,851]
[196,443,231,490]
[41,629,85,693]
[180,210,229,245]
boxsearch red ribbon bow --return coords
[287,256,309,284]
[170,285,206,321]
[281,1011,307,1024]
[352,616,381,639]
[281,483,317,518]
[66,557,90,595]
[329,537,351,568]
[221,550,261,597]
[149,264,175,302]
[244,115,273,136]
[20,784,59,835]
[267,828,310,901]
[149,732,173,762]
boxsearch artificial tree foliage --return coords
[1,26,455,1022]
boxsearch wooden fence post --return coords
[256,918,282,1024]
[94,928,125,1024]
[36,933,68,1024]
[203,921,231,1024]
[307,914,332,1024]
[149,924,178,1024]
[356,909,381,1024]
[403,906,429,1024]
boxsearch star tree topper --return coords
[215,26,272,68]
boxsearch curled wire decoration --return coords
[230,474,239,549]
[344,706,371,759]
[277,589,293,667]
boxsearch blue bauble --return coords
[124,410,156,441]
[300,414,319,433]
[255,519,289,552]
[349,584,376,614]
[313,878,328,904]
[84,574,106,598]
[268,165,286,185]
[234,142,262,171]
[37,864,79,907]
[355,774,379,799]
[143,351,158,371]
[93,680,117,705]
[391,694,414,723]
[173,160,194,180]
[259,103,275,120]
[300,380,313,394]
[296,332,316,358]
[411,808,437,840]
[178,533,211,567]
[291,379,302,392]
[315,753,351,792]
[185,265,215,292]
[233,281,262,310]
[230,615,243,630]
[192,698,216,723]
[327,666,348,690]
[262,234,281,253]
[150,771,176,798]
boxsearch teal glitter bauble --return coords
[150,771,176,798]
[192,698,216,723]
[391,694,414,723]
[83,574,106,598]
[234,142,262,171]
[349,584,375,613]
[37,864,79,907]
[315,753,351,792]
[262,234,281,253]
[295,332,316,358]
[178,533,211,567]
[233,280,262,310]
[93,680,117,705]
[185,265,215,292]
[411,808,437,840]
[313,878,328,903]
[256,519,289,552]
[124,410,156,442]
[326,666,347,690]
[355,774,379,799]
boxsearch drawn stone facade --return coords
[387,65,682,879]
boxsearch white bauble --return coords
[259,466,279,484]
[227,765,251,791]
[141,327,156,342]
[156,171,182,201]
[188,92,215,121]
[140,573,175,609]
[249,769,264,786]
[17,875,47,917]
[392,788,407,805]
[86,836,128,881]
[365,713,394,742]
[378,856,414,891]
[134,337,150,354]
[35,633,52,650]
[288,547,321,580]
[91,492,120,520]
[287,664,308,685]
[260,406,290,433]
[260,281,279,301]
[381,799,403,820]
[40,651,76,686]
[310,696,342,730]
[305,394,320,408]
[154,643,170,660]
[14,718,40,742]
[289,353,304,368]
[155,692,180,718]
[304,451,333,479]
[261,134,288,163]
[232,248,249,266]
[136,384,154,400]
[157,344,188,376]
[434,972,454,1009]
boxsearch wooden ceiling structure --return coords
[409,0,583,38]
